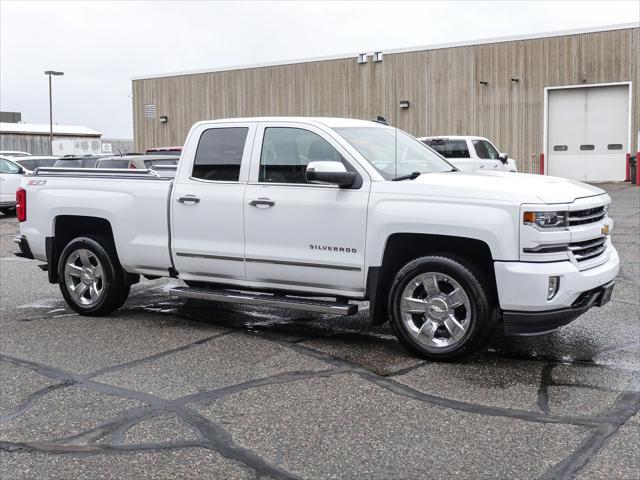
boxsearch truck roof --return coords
[419,135,488,141]
[193,117,387,129]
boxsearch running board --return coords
[170,286,358,315]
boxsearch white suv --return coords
[420,136,518,173]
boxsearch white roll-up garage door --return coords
[547,84,630,182]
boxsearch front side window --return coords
[259,127,344,184]
[192,127,248,181]
[0,159,21,174]
[472,140,500,160]
[335,127,453,180]
[424,140,470,158]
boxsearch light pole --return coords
[44,70,64,155]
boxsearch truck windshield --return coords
[334,127,455,180]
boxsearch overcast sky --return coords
[1,1,638,139]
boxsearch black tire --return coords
[58,236,130,316]
[388,255,497,361]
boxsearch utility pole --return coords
[44,71,64,155]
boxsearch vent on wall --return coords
[144,104,156,119]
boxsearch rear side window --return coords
[424,140,470,158]
[192,127,248,181]
[472,140,500,160]
[17,159,37,170]
[96,159,129,168]
[53,159,82,168]
[37,159,58,168]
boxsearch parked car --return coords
[144,146,182,156]
[0,150,30,157]
[420,136,518,172]
[11,156,59,171]
[0,156,26,214]
[15,117,617,361]
[127,154,179,169]
[52,155,106,169]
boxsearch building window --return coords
[192,127,248,181]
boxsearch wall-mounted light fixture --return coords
[479,81,488,85]
[160,115,168,124]
[511,78,520,82]
[357,53,367,64]
[373,52,383,62]
[399,100,410,109]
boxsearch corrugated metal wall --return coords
[132,27,639,173]
[0,134,101,156]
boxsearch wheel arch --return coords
[47,215,116,283]
[367,233,497,325]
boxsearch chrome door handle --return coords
[249,198,275,207]
[177,195,200,204]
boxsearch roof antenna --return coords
[373,115,388,125]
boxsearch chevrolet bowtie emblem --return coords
[601,224,610,235]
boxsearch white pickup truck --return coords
[15,117,619,360]
[420,135,518,173]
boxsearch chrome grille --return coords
[568,206,605,226]
[569,237,607,262]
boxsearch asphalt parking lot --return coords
[0,182,638,480]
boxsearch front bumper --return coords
[494,246,619,311]
[502,280,614,335]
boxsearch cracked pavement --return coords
[0,182,638,479]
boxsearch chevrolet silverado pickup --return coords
[14,117,619,360]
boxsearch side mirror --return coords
[498,153,509,164]
[305,161,356,187]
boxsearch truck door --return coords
[243,123,369,296]
[471,139,502,171]
[171,122,256,282]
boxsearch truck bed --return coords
[20,167,175,277]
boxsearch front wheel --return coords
[388,255,497,361]
[58,236,130,316]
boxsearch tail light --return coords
[16,187,26,222]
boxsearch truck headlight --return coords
[523,211,568,229]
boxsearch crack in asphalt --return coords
[0,352,305,479]
[539,377,640,480]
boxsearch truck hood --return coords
[375,171,605,204]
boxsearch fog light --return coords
[547,276,560,300]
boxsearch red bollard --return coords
[636,152,640,186]
[539,153,545,175]
[626,153,631,182]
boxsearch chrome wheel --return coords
[400,272,471,350]
[64,249,104,307]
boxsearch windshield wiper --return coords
[391,171,422,181]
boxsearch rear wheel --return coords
[58,236,130,316]
[388,255,497,361]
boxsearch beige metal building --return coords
[132,23,639,180]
